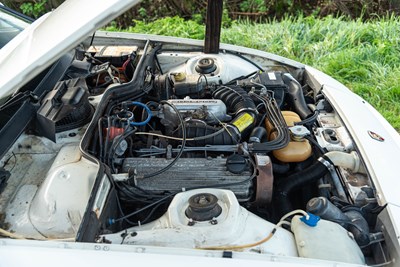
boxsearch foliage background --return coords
[4,0,400,130]
[4,0,400,23]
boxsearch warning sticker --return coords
[268,72,277,80]
[232,113,254,132]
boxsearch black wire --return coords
[89,31,96,47]
[224,70,258,85]
[98,118,105,162]
[3,152,17,172]
[134,156,257,194]
[112,193,174,224]
[103,116,111,161]
[115,188,140,226]
[227,51,264,71]
[111,156,257,224]
[116,181,162,203]
[155,54,163,75]
[295,110,320,126]
[108,127,137,173]
[196,74,209,93]
[101,166,139,227]
[250,94,290,151]
[305,135,326,154]
[135,100,187,179]
[140,202,165,224]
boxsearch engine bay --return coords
[0,40,392,266]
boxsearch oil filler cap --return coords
[226,154,247,174]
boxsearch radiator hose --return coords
[282,73,312,119]
[275,151,366,216]
[275,159,329,216]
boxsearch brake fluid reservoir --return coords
[266,111,311,162]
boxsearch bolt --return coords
[210,219,218,225]
[188,218,195,226]
[199,196,208,205]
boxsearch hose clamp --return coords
[318,156,333,169]
[235,107,258,116]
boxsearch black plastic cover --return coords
[238,71,286,107]
[36,77,89,141]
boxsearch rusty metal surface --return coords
[253,154,274,206]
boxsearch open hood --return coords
[0,0,141,100]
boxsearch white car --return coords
[0,0,399,266]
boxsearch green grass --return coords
[105,16,400,130]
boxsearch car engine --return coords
[0,41,390,266]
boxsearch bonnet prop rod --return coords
[204,0,223,54]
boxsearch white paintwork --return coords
[0,239,363,267]
[305,66,400,207]
[378,203,400,264]
[291,216,365,264]
[2,131,87,239]
[28,144,98,238]
[315,126,354,152]
[0,0,141,100]
[168,53,259,84]
[95,31,305,69]
[0,0,398,261]
[104,189,298,256]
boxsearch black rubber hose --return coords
[213,85,256,115]
[307,197,370,246]
[282,73,312,119]
[272,163,291,174]
[178,124,239,146]
[249,127,267,143]
[344,209,370,246]
[275,160,329,216]
[175,84,258,146]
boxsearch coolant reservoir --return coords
[266,111,312,162]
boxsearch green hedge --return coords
[5,0,400,24]
[106,15,400,130]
